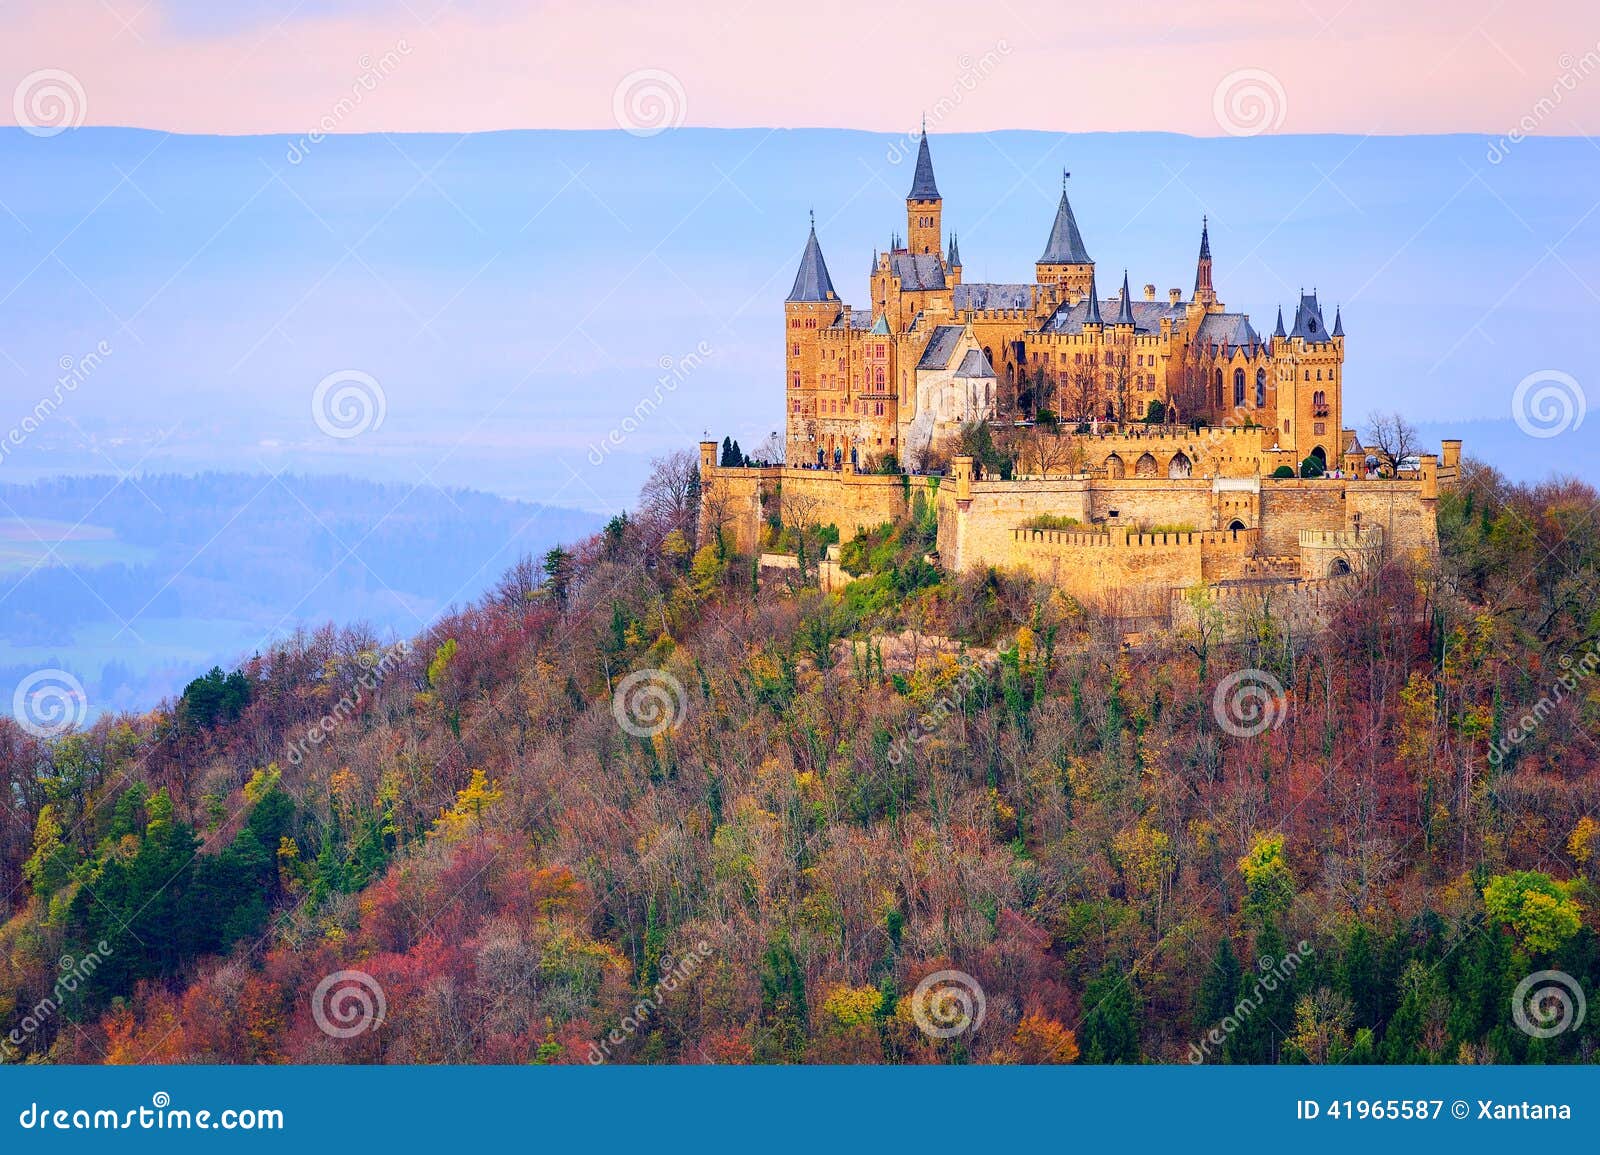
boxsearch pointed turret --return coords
[1273,306,1286,338]
[1083,271,1103,326]
[909,126,940,200]
[905,122,942,255]
[1193,216,1215,303]
[1115,271,1135,326]
[947,233,961,269]
[1289,290,1329,342]
[1038,170,1092,265]
[786,213,836,302]
[1332,307,1344,337]
[1036,170,1094,298]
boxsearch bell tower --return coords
[1036,170,1094,299]
[905,121,942,256]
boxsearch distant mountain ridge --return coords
[0,127,1594,512]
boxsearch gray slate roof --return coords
[1042,293,1185,335]
[890,252,946,291]
[787,225,837,302]
[1289,292,1330,343]
[954,348,996,378]
[1039,188,1093,265]
[1196,312,1261,349]
[953,282,1034,311]
[916,324,965,370]
[909,133,940,200]
[829,309,874,331]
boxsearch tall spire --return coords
[1194,215,1214,299]
[786,215,836,302]
[1083,271,1102,325]
[947,232,961,268]
[1273,306,1286,338]
[1116,270,1136,326]
[909,126,940,200]
[1039,171,1092,265]
[1332,306,1344,337]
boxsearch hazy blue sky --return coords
[1,127,1595,512]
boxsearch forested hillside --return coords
[1,453,1596,1064]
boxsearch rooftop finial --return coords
[921,112,927,135]
[1063,168,1070,192]
[809,207,815,229]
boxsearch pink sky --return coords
[5,0,1600,136]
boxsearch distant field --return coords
[0,517,156,572]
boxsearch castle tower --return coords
[1036,170,1094,299]
[784,213,839,462]
[947,233,962,287]
[906,125,942,256]
[1270,290,1344,468]
[1193,217,1215,306]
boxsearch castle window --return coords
[791,343,800,356]
[1256,367,1266,408]
[1233,368,1245,407]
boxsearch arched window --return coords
[1214,368,1224,408]
[1233,368,1246,407]
[1255,367,1267,408]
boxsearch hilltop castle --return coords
[703,130,1461,626]
[785,129,1344,475]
